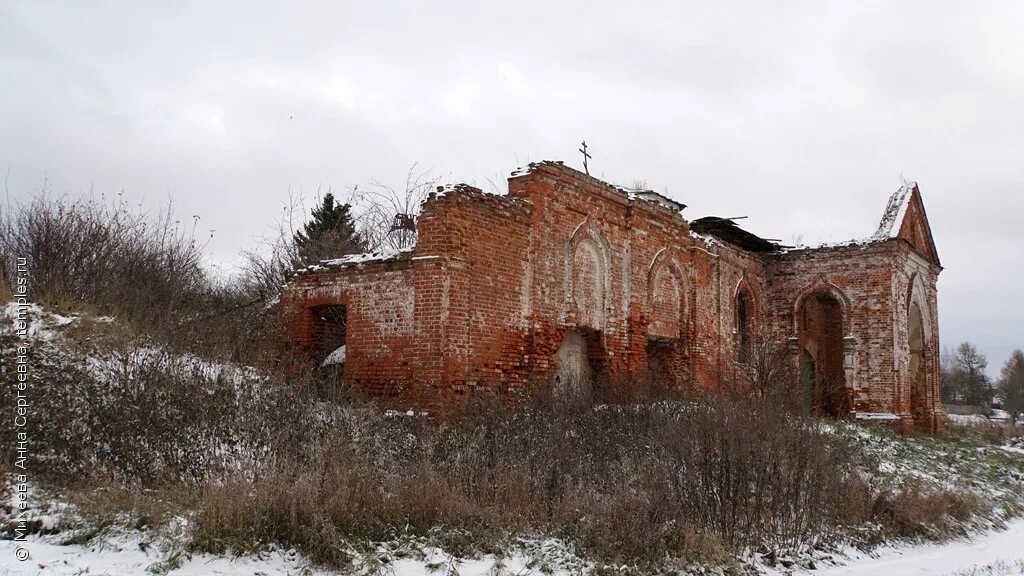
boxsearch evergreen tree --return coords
[293,192,366,264]
[999,349,1024,413]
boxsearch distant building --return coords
[281,161,943,432]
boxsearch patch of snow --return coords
[628,190,685,212]
[948,413,993,427]
[320,345,346,367]
[0,489,587,576]
[0,536,600,576]
[688,229,720,247]
[509,163,537,179]
[763,519,1024,576]
[2,302,73,341]
[0,537,327,576]
[50,313,76,326]
[83,346,261,388]
[384,409,429,418]
[298,246,414,273]
[870,180,915,242]
[854,412,900,421]
[1001,437,1024,455]
[780,236,878,253]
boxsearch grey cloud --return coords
[2,0,1021,375]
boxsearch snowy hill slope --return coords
[2,302,1024,575]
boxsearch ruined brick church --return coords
[281,161,943,432]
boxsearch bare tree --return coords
[737,329,799,408]
[999,349,1024,413]
[349,163,444,252]
[238,192,305,303]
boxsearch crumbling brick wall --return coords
[279,162,942,432]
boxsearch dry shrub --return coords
[944,420,1020,445]
[194,396,867,568]
[63,482,197,533]
[0,339,353,485]
[0,195,207,332]
[0,194,291,364]
[870,486,982,540]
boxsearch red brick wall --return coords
[279,161,942,431]
[768,244,896,414]
[279,259,424,405]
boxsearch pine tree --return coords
[293,192,366,264]
[999,349,1024,413]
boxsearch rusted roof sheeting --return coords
[690,217,781,252]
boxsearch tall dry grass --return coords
[192,396,869,567]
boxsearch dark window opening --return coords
[311,304,347,371]
[737,292,750,361]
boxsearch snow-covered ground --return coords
[0,536,325,575]
[792,519,1024,576]
[3,521,1023,575]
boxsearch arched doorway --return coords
[796,292,847,416]
[908,302,928,428]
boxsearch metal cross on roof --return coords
[579,140,592,175]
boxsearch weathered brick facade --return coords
[281,161,943,432]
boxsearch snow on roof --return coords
[509,163,536,178]
[783,180,917,253]
[429,183,470,198]
[628,190,686,212]
[781,237,874,253]
[870,180,915,242]
[688,229,721,248]
[429,182,519,201]
[297,246,414,274]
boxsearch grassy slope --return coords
[3,303,1024,575]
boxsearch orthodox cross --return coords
[579,140,592,175]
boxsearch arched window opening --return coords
[737,291,751,361]
[796,293,847,417]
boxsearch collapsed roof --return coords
[689,217,781,252]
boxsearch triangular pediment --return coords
[896,186,941,267]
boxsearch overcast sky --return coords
[2,1,1022,375]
